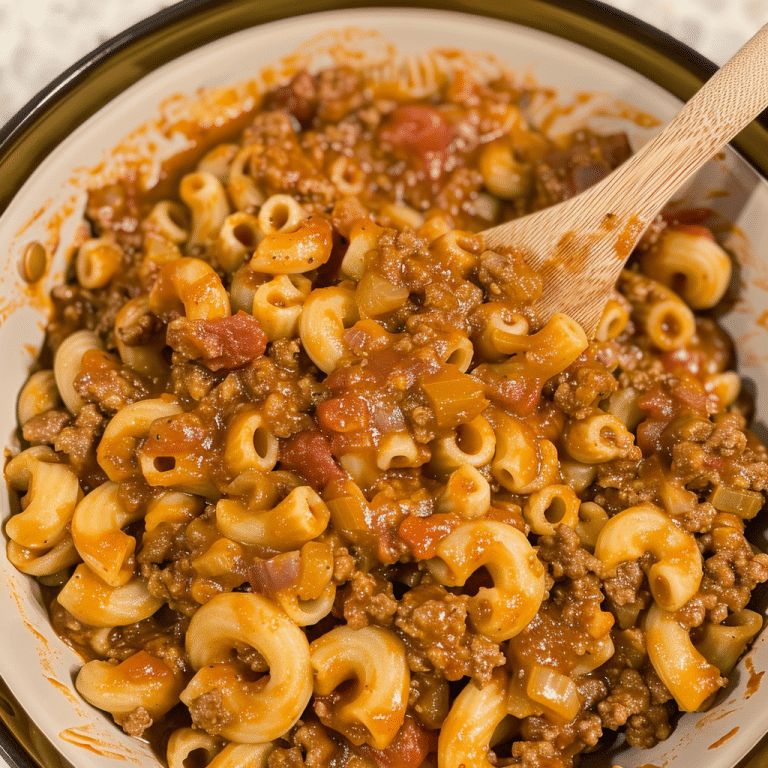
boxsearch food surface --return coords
[6,57,768,768]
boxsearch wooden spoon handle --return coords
[604,23,768,222]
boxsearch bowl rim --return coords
[1,0,768,218]
[1,1,768,768]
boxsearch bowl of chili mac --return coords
[2,2,768,768]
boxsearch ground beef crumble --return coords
[537,526,602,580]
[598,669,650,730]
[21,409,71,445]
[603,561,645,607]
[340,571,398,629]
[114,707,153,738]
[624,704,673,749]
[75,359,152,413]
[395,582,505,683]
[187,689,233,734]
[267,721,346,768]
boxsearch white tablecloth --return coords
[1,0,766,129]
[0,1,766,767]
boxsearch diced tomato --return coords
[636,373,712,455]
[142,412,208,457]
[636,417,667,456]
[372,400,407,434]
[472,362,542,417]
[317,395,371,433]
[379,105,452,161]
[181,311,267,371]
[118,651,176,685]
[702,454,725,471]
[80,348,121,376]
[636,385,675,456]
[262,70,317,128]
[637,385,675,421]
[673,373,710,414]
[279,430,346,491]
[356,716,438,768]
[326,430,376,457]
[398,513,462,560]
[661,348,705,377]
[343,320,398,356]
[367,346,440,389]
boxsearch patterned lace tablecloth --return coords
[1,0,767,128]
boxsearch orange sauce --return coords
[615,213,644,260]
[59,727,132,761]
[745,657,764,699]
[14,201,50,240]
[746,670,764,699]
[707,726,739,750]
[44,676,79,705]
[695,708,737,729]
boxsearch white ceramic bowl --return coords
[1,4,768,768]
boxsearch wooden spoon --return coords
[482,24,768,336]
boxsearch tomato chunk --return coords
[379,105,452,161]
[279,430,346,491]
[357,716,437,768]
[166,311,267,371]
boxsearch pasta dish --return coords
[6,54,768,768]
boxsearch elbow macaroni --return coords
[299,284,360,373]
[179,171,231,250]
[249,215,333,274]
[53,329,103,414]
[645,603,724,712]
[5,446,82,551]
[71,481,144,587]
[77,650,185,721]
[427,520,546,642]
[562,410,637,464]
[149,257,231,320]
[641,229,732,310]
[17,370,60,426]
[58,564,163,627]
[216,485,330,550]
[487,409,559,494]
[438,668,509,768]
[75,237,122,289]
[180,592,312,743]
[97,396,183,482]
[252,274,312,340]
[595,503,702,612]
[310,625,409,749]
[113,295,167,378]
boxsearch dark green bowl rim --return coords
[0,1,767,767]
[1,0,768,219]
